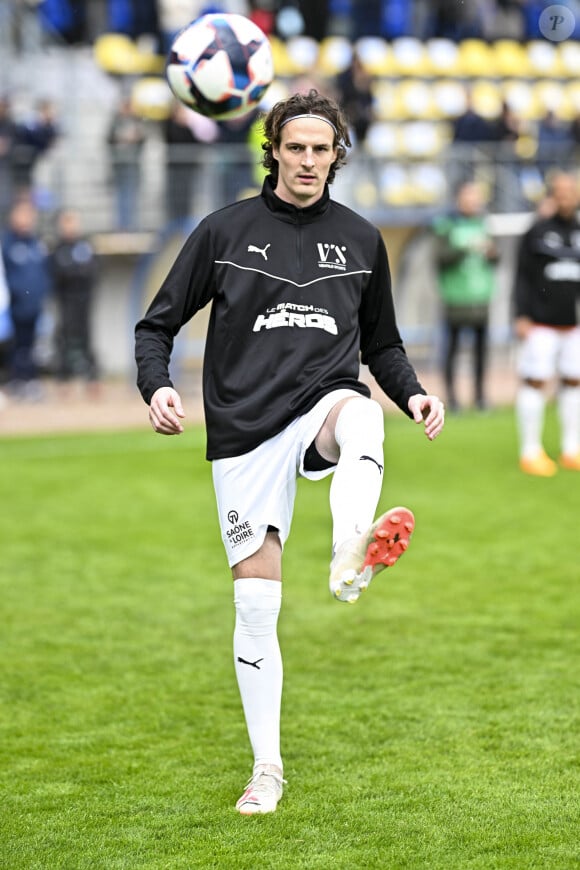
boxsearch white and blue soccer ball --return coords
[166,13,274,120]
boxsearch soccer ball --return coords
[166,13,274,121]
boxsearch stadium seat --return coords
[457,39,495,77]
[399,121,447,158]
[268,36,295,77]
[534,80,572,119]
[94,33,164,75]
[317,36,353,75]
[558,40,580,77]
[493,40,531,78]
[526,40,563,77]
[502,79,541,121]
[566,81,580,117]
[364,121,399,158]
[131,77,172,121]
[378,164,413,207]
[397,79,436,120]
[408,163,448,205]
[355,37,394,75]
[285,36,319,73]
[391,37,430,76]
[424,38,461,77]
[371,80,398,121]
[471,80,503,119]
[431,79,468,119]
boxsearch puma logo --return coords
[360,455,384,474]
[237,656,264,670]
[248,243,271,261]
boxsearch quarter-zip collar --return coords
[260,174,331,223]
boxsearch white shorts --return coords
[517,325,580,381]
[212,389,361,567]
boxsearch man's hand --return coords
[149,387,185,435]
[408,394,445,441]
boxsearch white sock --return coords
[558,385,580,456]
[516,384,546,459]
[330,398,385,550]
[233,577,283,773]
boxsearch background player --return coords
[514,171,580,475]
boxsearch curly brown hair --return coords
[261,89,351,185]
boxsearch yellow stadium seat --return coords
[493,40,531,77]
[318,36,353,76]
[397,79,436,120]
[379,165,413,207]
[399,121,447,158]
[94,33,164,75]
[559,41,580,76]
[391,37,429,76]
[408,163,448,205]
[471,80,503,119]
[502,79,541,121]
[431,79,468,118]
[371,80,399,121]
[534,80,573,120]
[355,37,395,76]
[268,36,295,78]
[364,121,400,158]
[285,36,319,73]
[566,81,580,117]
[457,39,495,77]
[526,40,563,77]
[424,38,461,77]
[131,77,172,121]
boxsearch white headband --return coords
[280,113,338,136]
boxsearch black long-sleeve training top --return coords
[514,212,580,327]
[135,177,425,460]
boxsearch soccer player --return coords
[135,90,445,814]
[514,171,580,476]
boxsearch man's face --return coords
[272,117,337,208]
[551,174,579,220]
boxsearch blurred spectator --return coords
[432,181,499,411]
[491,100,524,212]
[9,0,45,53]
[107,95,147,231]
[428,0,487,40]
[38,0,90,45]
[449,89,495,193]
[0,96,17,224]
[571,112,580,159]
[0,247,13,403]
[163,101,219,226]
[105,0,160,42]
[2,199,51,399]
[158,1,250,52]
[50,208,100,395]
[536,110,574,179]
[218,110,260,205]
[11,98,59,197]
[335,50,374,147]
[453,90,494,145]
[484,0,525,40]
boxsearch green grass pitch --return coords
[0,406,578,869]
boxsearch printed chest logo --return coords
[253,301,338,335]
[226,509,255,548]
[248,242,270,260]
[317,242,347,271]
